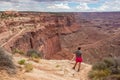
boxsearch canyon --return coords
[0,12,120,63]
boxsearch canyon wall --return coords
[1,12,80,59]
[5,29,61,59]
[1,12,120,63]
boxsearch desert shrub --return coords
[89,56,120,80]
[110,67,120,74]
[92,62,107,70]
[103,57,115,67]
[115,57,120,67]
[56,64,60,68]
[88,69,111,80]
[18,59,26,65]
[26,49,43,58]
[104,57,120,74]
[0,47,15,74]
[104,74,120,80]
[24,63,33,72]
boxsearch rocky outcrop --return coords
[4,28,61,59]
[2,12,80,59]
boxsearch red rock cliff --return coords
[2,13,80,59]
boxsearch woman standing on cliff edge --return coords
[71,47,83,72]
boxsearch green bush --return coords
[104,74,120,80]
[31,53,39,58]
[56,64,60,68]
[0,47,15,74]
[110,67,120,74]
[92,62,107,70]
[115,57,120,67]
[103,57,115,67]
[88,69,110,80]
[89,56,120,80]
[26,49,43,58]
[24,63,33,72]
[18,59,26,65]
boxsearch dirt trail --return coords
[0,29,25,47]
[0,54,91,80]
[12,56,92,80]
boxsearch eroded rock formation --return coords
[2,12,80,59]
[1,12,120,63]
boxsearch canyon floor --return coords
[0,54,91,80]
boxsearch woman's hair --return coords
[78,47,81,50]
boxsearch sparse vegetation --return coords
[56,64,60,68]
[104,74,120,80]
[18,59,34,72]
[92,62,107,70]
[26,49,43,58]
[89,69,111,80]
[103,57,116,68]
[18,59,26,65]
[88,56,120,80]
[26,49,42,63]
[0,47,16,74]
[24,63,33,72]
